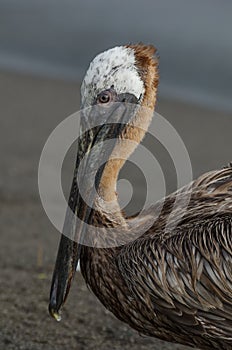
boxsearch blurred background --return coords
[1,0,232,110]
[0,1,231,350]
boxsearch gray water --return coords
[0,0,232,111]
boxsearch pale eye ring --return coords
[97,90,112,104]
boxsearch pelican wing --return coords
[118,165,232,343]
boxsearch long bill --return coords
[48,98,138,321]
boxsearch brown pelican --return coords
[49,44,232,349]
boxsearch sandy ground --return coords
[0,71,231,350]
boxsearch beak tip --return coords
[48,303,62,322]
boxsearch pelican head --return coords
[49,44,159,320]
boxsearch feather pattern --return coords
[81,165,232,349]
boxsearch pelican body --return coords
[49,44,232,349]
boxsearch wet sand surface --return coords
[0,71,231,350]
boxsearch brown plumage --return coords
[49,44,232,350]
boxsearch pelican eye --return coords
[97,90,112,104]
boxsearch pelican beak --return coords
[48,94,139,321]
